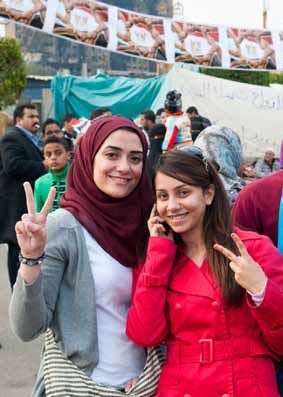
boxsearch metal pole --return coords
[263,0,268,29]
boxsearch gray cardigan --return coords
[9,209,99,396]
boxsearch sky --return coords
[181,0,283,30]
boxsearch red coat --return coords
[127,229,283,397]
[232,170,283,246]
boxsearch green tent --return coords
[52,73,166,122]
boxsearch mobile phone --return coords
[155,207,170,236]
[162,221,171,236]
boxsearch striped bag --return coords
[43,329,166,397]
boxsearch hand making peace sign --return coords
[15,182,56,259]
[213,233,267,294]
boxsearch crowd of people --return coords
[0,91,283,397]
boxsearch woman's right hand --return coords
[15,182,56,259]
[147,204,173,239]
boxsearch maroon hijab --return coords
[61,116,153,267]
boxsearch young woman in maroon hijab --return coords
[10,116,159,397]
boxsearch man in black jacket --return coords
[0,104,46,288]
[186,106,211,142]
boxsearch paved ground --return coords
[0,244,42,397]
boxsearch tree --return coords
[200,68,270,87]
[0,37,26,109]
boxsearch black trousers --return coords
[7,242,20,289]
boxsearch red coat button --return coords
[175,303,182,311]
[222,394,230,397]
[184,394,191,397]
[211,301,221,309]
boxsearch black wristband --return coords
[19,252,45,266]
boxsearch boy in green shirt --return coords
[34,136,71,212]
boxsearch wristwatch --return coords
[18,252,45,266]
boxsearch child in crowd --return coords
[34,136,71,212]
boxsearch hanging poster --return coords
[0,0,46,29]
[172,22,222,67]
[116,9,166,61]
[53,0,109,47]
[226,28,276,70]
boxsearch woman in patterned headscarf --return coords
[194,125,245,204]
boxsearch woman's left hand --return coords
[213,233,267,294]
[124,377,138,392]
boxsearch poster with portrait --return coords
[53,0,109,47]
[0,0,46,29]
[172,22,222,67]
[116,10,167,61]
[226,28,276,70]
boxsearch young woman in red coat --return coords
[127,148,283,397]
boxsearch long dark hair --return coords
[154,149,244,307]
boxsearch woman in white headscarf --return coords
[195,125,245,204]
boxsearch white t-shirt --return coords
[240,38,264,60]
[70,7,98,32]
[5,0,34,12]
[130,25,154,48]
[82,228,146,388]
[184,35,210,57]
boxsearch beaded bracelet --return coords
[19,252,45,266]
